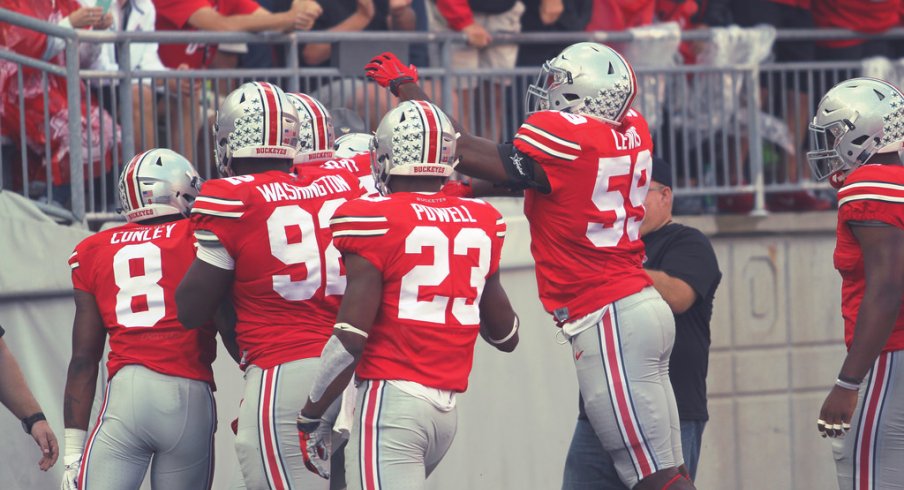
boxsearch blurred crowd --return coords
[1,0,903,213]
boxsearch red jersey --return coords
[68,219,217,385]
[293,150,377,196]
[153,0,259,68]
[812,0,900,48]
[834,164,904,353]
[190,169,364,369]
[330,193,506,392]
[514,109,654,323]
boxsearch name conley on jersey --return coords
[110,223,179,244]
[256,175,352,203]
[411,203,478,223]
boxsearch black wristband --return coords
[21,412,46,434]
[389,76,415,97]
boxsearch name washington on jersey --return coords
[257,175,352,203]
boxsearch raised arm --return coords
[365,52,550,190]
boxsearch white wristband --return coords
[487,316,519,345]
[64,428,87,465]
[835,378,861,391]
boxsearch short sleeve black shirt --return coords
[643,222,722,421]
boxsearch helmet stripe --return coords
[414,101,441,165]
[125,150,150,210]
[299,93,328,152]
[611,48,637,122]
[259,83,280,147]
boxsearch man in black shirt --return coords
[0,324,59,472]
[563,158,721,488]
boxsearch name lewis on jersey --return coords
[256,175,352,203]
[611,126,642,151]
[411,203,477,223]
[110,223,179,244]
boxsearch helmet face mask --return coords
[524,42,637,125]
[118,149,202,223]
[807,77,904,182]
[371,100,458,196]
[214,82,300,176]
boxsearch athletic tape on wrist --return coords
[309,336,356,404]
[487,315,519,345]
[64,428,87,462]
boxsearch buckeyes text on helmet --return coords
[525,42,637,126]
[807,77,904,182]
[371,100,459,195]
[286,92,335,162]
[118,148,202,223]
[213,82,300,176]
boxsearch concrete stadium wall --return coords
[1,196,845,490]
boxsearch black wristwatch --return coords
[21,412,46,434]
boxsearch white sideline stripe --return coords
[521,123,581,150]
[839,194,904,206]
[515,134,578,161]
[333,229,389,237]
[191,208,244,218]
[195,196,244,206]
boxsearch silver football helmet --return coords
[214,82,299,175]
[371,100,458,195]
[286,92,335,162]
[334,132,374,158]
[525,42,637,125]
[807,77,904,181]
[118,148,202,223]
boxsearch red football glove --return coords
[365,52,419,96]
[297,413,330,479]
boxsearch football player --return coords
[365,44,693,490]
[295,100,519,488]
[287,93,377,196]
[175,81,364,489]
[62,149,232,490]
[807,77,904,489]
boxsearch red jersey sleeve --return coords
[190,177,251,255]
[330,197,392,270]
[837,165,904,228]
[484,202,506,276]
[514,111,585,167]
[69,237,99,292]
[435,0,475,30]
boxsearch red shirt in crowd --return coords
[586,0,655,32]
[812,0,901,48]
[153,0,259,68]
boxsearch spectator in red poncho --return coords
[812,0,900,60]
[0,0,118,208]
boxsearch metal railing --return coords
[2,6,904,223]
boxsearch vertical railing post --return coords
[118,38,135,161]
[745,64,767,216]
[440,36,453,115]
[286,32,300,93]
[65,38,85,223]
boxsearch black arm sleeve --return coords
[496,143,551,193]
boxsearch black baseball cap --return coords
[651,157,672,188]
